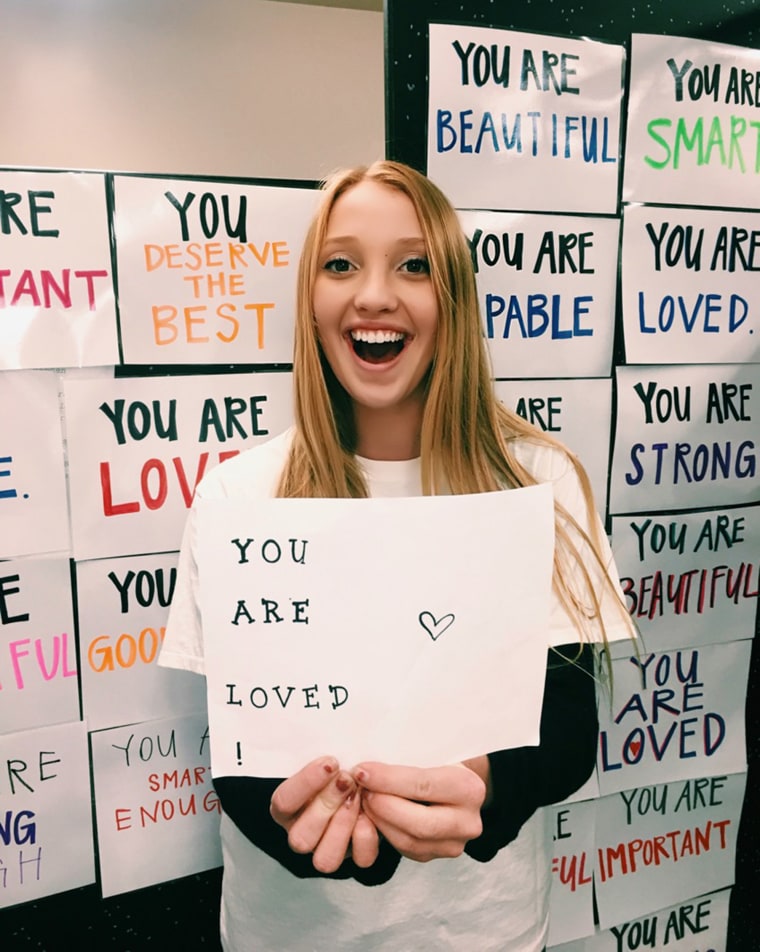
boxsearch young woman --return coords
[160,160,634,951]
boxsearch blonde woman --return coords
[160,160,634,951]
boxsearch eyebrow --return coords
[320,236,426,247]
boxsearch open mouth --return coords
[350,329,406,364]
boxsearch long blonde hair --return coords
[278,160,633,666]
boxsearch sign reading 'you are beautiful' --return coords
[427,24,624,213]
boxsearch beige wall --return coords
[0,0,384,180]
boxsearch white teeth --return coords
[350,329,405,343]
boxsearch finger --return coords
[363,793,482,854]
[354,763,485,807]
[286,771,356,855]
[362,797,470,862]
[363,792,471,841]
[270,756,339,825]
[311,791,361,874]
[350,809,380,868]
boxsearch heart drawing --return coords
[419,611,455,641]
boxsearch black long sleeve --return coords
[465,642,599,862]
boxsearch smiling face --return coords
[312,179,439,456]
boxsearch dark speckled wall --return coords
[386,3,760,950]
[1,869,223,949]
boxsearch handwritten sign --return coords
[460,210,619,377]
[113,175,318,365]
[0,557,78,733]
[597,642,750,795]
[594,772,744,930]
[427,24,624,212]
[77,552,206,731]
[624,34,760,209]
[494,377,613,508]
[611,505,760,656]
[609,364,760,515]
[64,370,293,560]
[549,886,730,951]
[90,711,222,897]
[0,720,95,908]
[621,205,760,365]
[0,170,118,370]
[196,485,555,777]
[0,370,70,559]
[548,799,596,946]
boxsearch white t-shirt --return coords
[160,427,630,952]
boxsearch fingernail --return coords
[354,768,368,784]
[322,757,338,775]
[336,774,352,793]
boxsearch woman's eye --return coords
[323,257,354,273]
[400,256,430,275]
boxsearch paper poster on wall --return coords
[0,556,79,733]
[64,370,294,561]
[0,170,118,370]
[0,720,95,908]
[609,364,760,515]
[90,710,222,897]
[113,175,319,365]
[611,505,760,656]
[427,24,624,213]
[77,552,206,731]
[0,370,70,559]
[196,485,555,777]
[494,377,613,508]
[548,886,730,951]
[624,34,760,209]
[621,205,760,365]
[459,211,619,378]
[597,641,750,795]
[593,771,744,930]
[548,799,596,946]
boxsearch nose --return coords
[353,264,398,313]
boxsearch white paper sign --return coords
[494,377,613,509]
[0,720,95,908]
[609,364,760,515]
[64,371,293,560]
[460,211,619,378]
[427,24,624,213]
[597,642,750,795]
[77,552,206,731]
[611,506,760,655]
[594,772,745,930]
[621,205,760,365]
[113,175,318,365]
[0,370,70,559]
[624,34,760,209]
[197,485,555,777]
[90,711,222,897]
[0,170,118,370]
[548,799,597,946]
[548,887,730,951]
[0,556,79,733]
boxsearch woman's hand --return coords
[353,757,490,863]
[269,756,379,872]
